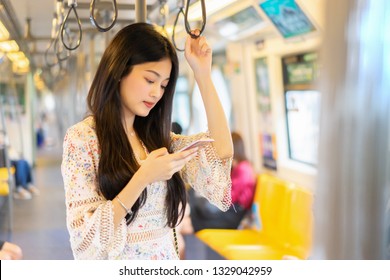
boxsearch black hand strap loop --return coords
[90,0,118,32]
[60,3,82,51]
[184,0,206,39]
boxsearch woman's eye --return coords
[145,78,154,84]
[161,85,167,90]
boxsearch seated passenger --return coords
[8,147,40,200]
[189,131,256,232]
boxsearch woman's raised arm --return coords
[184,30,233,159]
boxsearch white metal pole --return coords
[135,0,147,22]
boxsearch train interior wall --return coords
[226,0,325,190]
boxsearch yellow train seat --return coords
[0,167,15,196]
[195,173,313,260]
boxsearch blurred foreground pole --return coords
[314,0,390,259]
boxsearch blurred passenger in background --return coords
[8,147,40,200]
[0,139,39,200]
[189,131,256,232]
[36,113,47,149]
[172,122,183,135]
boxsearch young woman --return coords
[61,23,233,260]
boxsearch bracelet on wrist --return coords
[116,196,132,215]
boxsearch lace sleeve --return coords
[171,132,232,211]
[61,122,127,259]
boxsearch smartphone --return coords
[177,138,214,153]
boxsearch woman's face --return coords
[119,58,172,119]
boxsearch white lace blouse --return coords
[61,116,232,259]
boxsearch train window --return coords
[189,66,231,134]
[285,90,320,166]
[172,76,190,133]
[282,52,320,166]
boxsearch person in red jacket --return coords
[230,132,257,212]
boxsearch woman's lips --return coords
[144,101,155,108]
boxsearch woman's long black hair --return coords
[87,23,186,227]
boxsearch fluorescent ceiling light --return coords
[218,22,239,37]
[6,51,26,62]
[0,21,10,40]
[13,62,30,74]
[12,55,30,74]
[15,57,30,68]
[187,0,239,21]
[0,40,19,52]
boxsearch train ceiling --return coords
[2,0,315,78]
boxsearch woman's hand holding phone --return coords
[136,139,213,185]
[176,138,214,153]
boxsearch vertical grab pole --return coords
[135,0,147,23]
